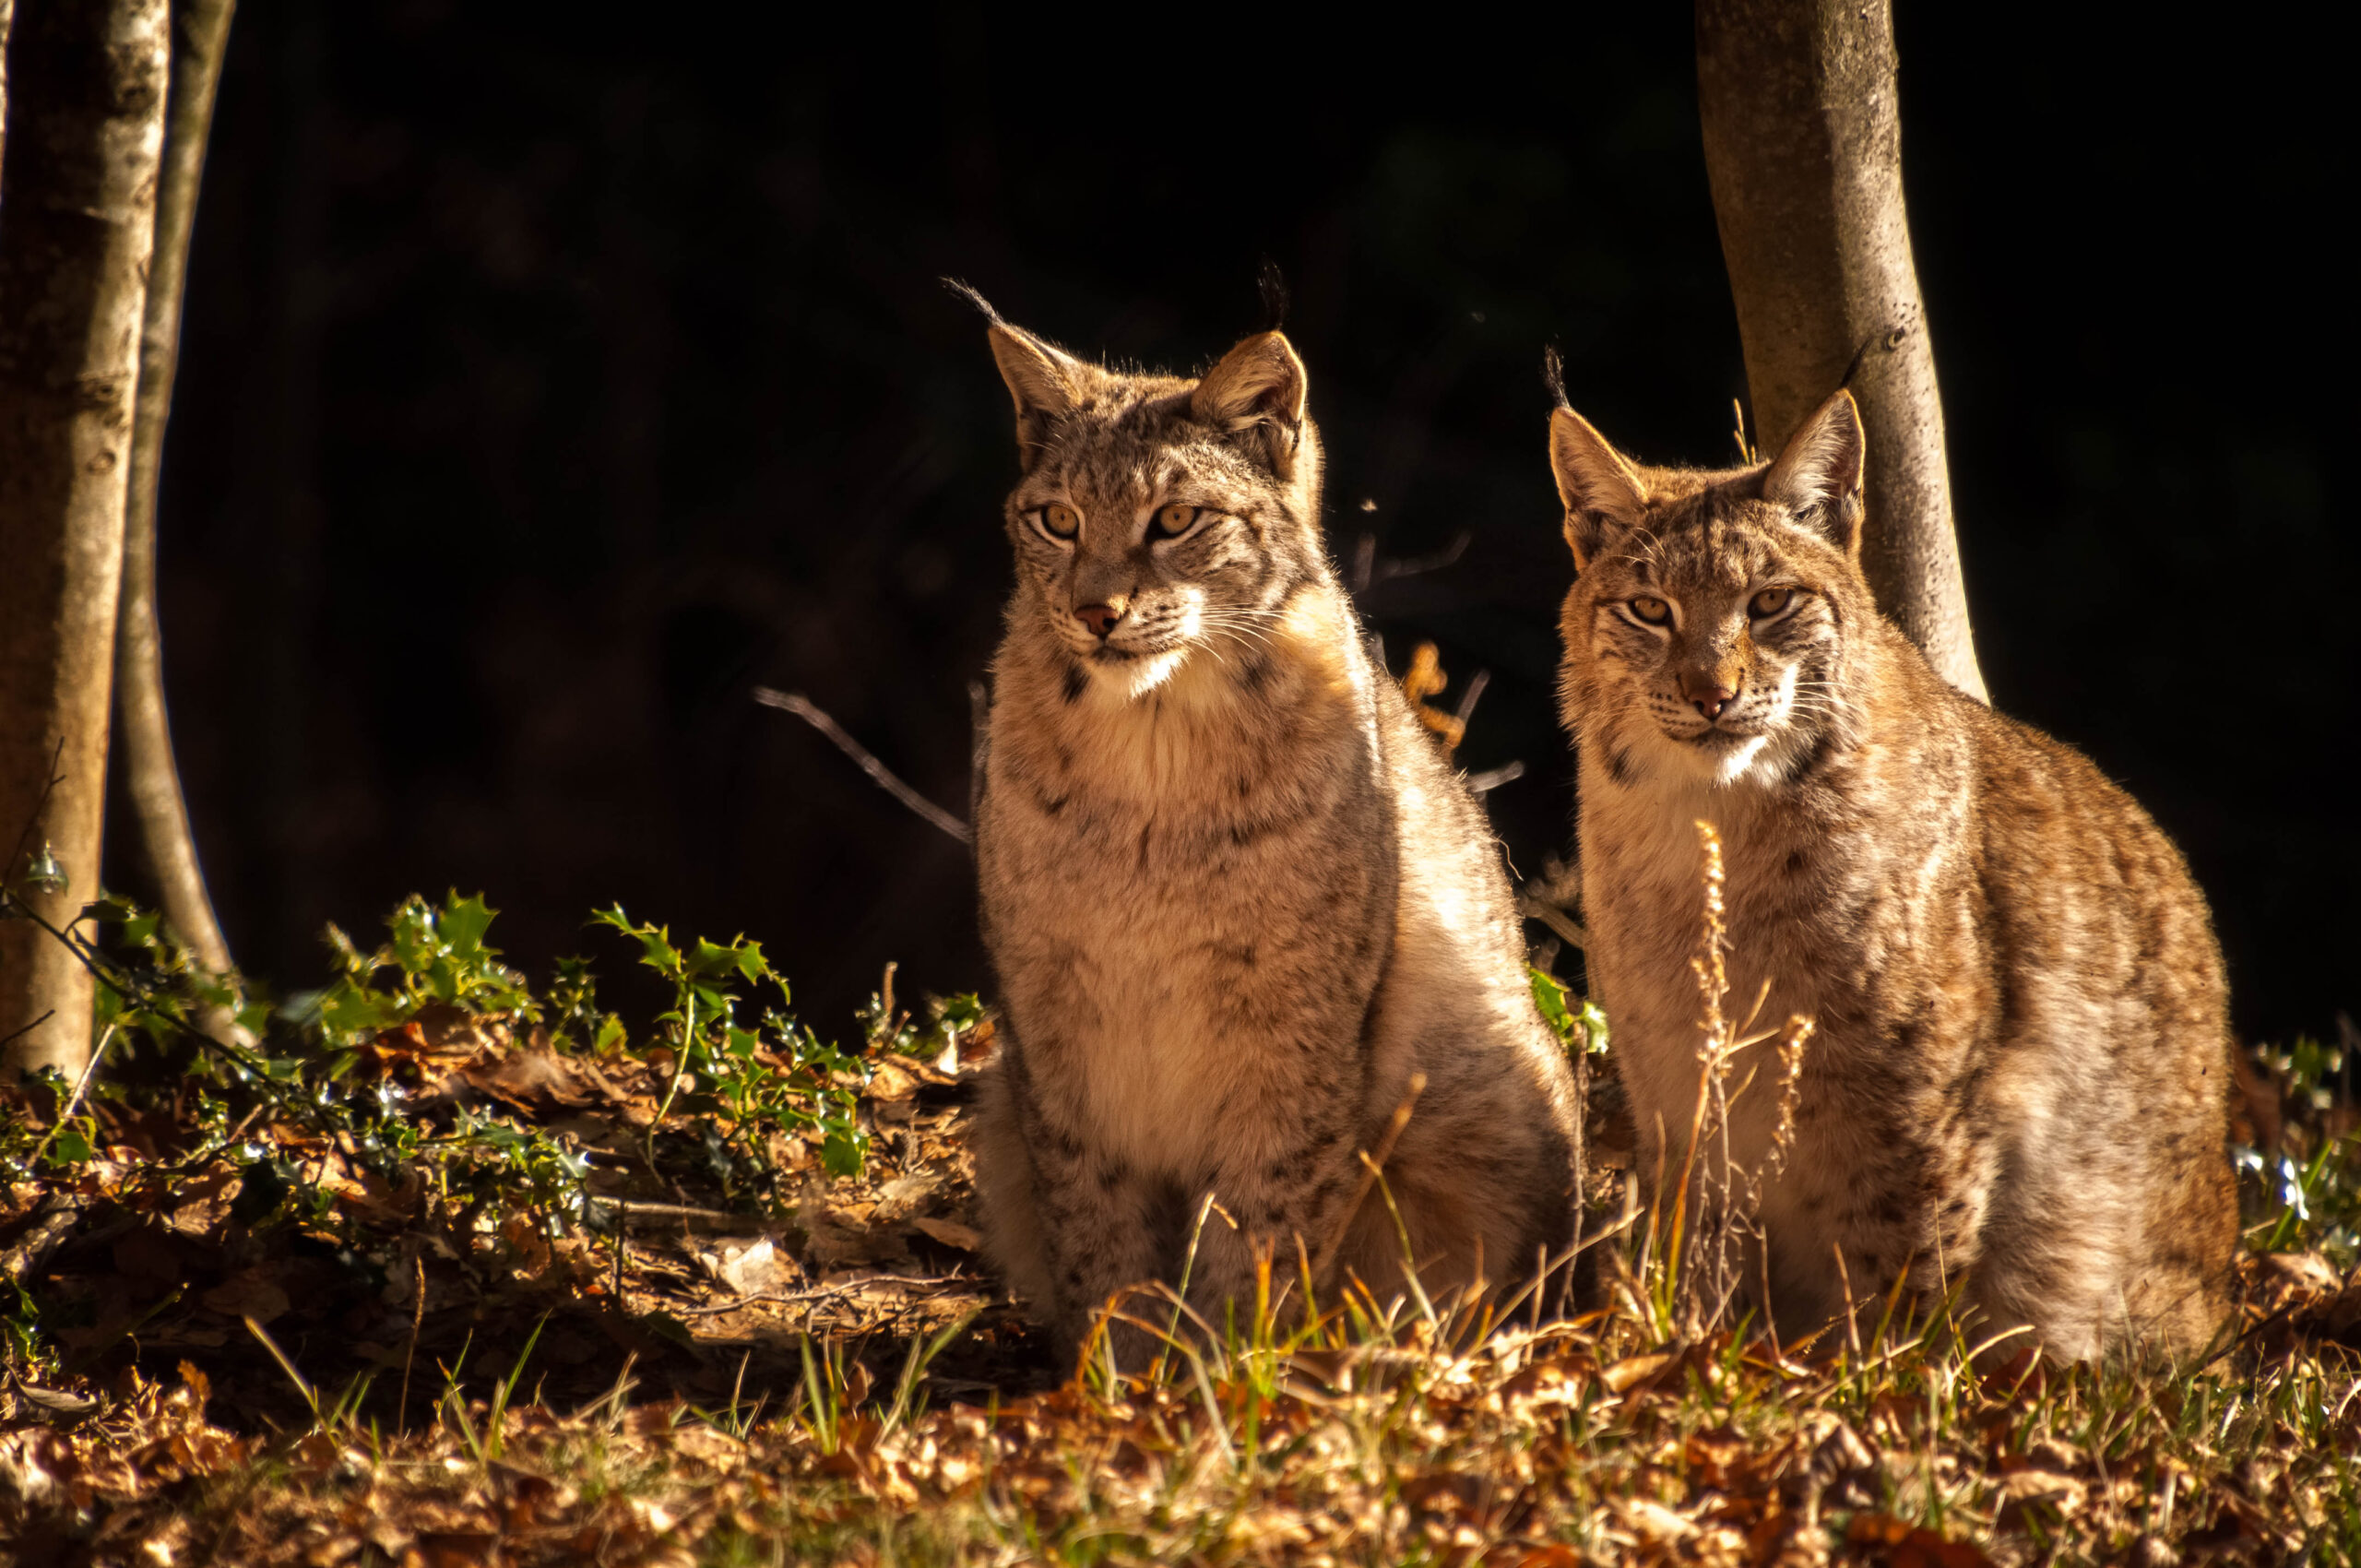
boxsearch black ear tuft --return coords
[943,277,1007,327]
[1541,344,1569,410]
[1256,258,1290,334]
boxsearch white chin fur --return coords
[1710,733,1773,784]
[1095,647,1185,700]
[1644,728,1775,788]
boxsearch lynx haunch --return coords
[1548,388,2237,1360]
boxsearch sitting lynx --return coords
[1548,387,2236,1360]
[964,303,1583,1364]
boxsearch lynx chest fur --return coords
[1548,389,2237,1360]
[981,587,1394,1175]
[964,309,1583,1363]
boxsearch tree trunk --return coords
[0,3,14,169]
[1695,0,1988,701]
[116,0,237,978]
[0,0,171,1075]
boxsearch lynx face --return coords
[1551,393,1874,788]
[987,321,1326,701]
[1572,504,1855,783]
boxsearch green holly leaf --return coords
[438,891,496,955]
[1529,968,1608,1056]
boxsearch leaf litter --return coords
[0,889,2358,1564]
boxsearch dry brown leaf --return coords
[712,1239,790,1295]
[200,1271,291,1324]
[873,1171,943,1218]
[1616,1497,1696,1542]
[909,1216,981,1252]
[1997,1468,2082,1504]
[1600,1351,1673,1393]
[2261,1251,2340,1296]
[461,1050,607,1112]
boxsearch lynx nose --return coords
[1687,682,1738,721]
[1075,600,1128,640]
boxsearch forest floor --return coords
[2,892,2358,1566]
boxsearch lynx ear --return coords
[987,323,1086,469]
[1548,406,1649,571]
[1761,389,1865,555]
[1192,331,1308,476]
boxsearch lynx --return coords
[1547,387,2237,1360]
[963,304,1583,1363]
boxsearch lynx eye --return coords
[1750,587,1795,618]
[1035,504,1081,541]
[1629,596,1671,625]
[1149,504,1199,540]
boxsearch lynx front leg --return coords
[1030,1155,1186,1372]
[1182,1117,1363,1335]
[971,1056,1164,1366]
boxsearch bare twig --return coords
[1518,894,1587,951]
[1467,761,1525,795]
[664,1273,976,1317]
[1370,530,1471,583]
[398,1252,426,1431]
[753,688,970,846]
[1452,669,1491,731]
[2,740,66,896]
[0,1011,57,1055]
[30,1023,118,1167]
[1348,529,1471,596]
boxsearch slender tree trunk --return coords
[0,0,171,1075]
[0,2,14,171]
[116,0,237,977]
[1695,0,1988,701]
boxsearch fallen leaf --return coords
[1998,1468,2081,1503]
[1618,1498,1696,1542]
[201,1272,291,1324]
[1600,1351,1673,1393]
[462,1050,606,1112]
[10,1381,97,1417]
[714,1239,789,1295]
[2262,1251,2340,1296]
[873,1172,943,1218]
[910,1216,981,1251]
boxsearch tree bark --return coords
[1695,0,1987,701]
[0,0,171,1075]
[116,0,237,977]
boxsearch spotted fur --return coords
[1548,390,2237,1360]
[966,314,1583,1365]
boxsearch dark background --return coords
[126,5,2354,1046]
